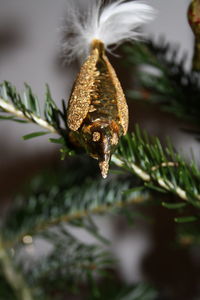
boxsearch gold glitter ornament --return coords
[64,0,155,178]
[67,40,128,178]
[188,0,200,70]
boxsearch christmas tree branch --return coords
[123,40,200,125]
[0,81,66,136]
[113,126,200,204]
[0,236,33,300]
[112,156,188,201]
[3,173,150,248]
[16,228,113,298]
[0,97,57,134]
[1,82,200,209]
[14,226,158,300]
[5,192,149,249]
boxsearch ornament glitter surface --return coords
[67,40,128,178]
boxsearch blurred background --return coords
[0,0,199,299]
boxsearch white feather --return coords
[62,0,156,62]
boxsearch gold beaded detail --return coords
[93,131,101,142]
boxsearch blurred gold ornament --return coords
[188,0,200,70]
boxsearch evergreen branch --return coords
[21,229,113,292]
[123,40,200,125]
[11,223,159,300]
[0,273,17,300]
[112,126,200,203]
[3,170,150,247]
[0,81,74,154]
[88,281,158,300]
[113,155,188,201]
[0,97,57,133]
[1,81,200,221]
[28,193,145,236]
[0,236,33,300]
[113,283,158,300]
[15,226,158,300]
[0,81,64,134]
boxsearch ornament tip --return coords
[99,161,109,179]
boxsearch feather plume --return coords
[62,0,156,62]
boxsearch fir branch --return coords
[0,273,17,300]
[113,283,158,300]
[0,236,33,300]
[0,81,74,155]
[1,82,200,214]
[88,281,158,300]
[123,40,200,125]
[112,126,200,204]
[0,81,62,134]
[3,171,150,247]
[18,228,113,296]
[0,97,57,133]
[11,225,158,300]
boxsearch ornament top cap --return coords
[91,40,105,55]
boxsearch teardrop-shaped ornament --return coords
[67,40,129,178]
